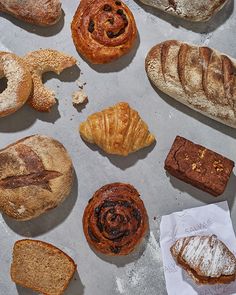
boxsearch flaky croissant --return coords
[79,102,155,156]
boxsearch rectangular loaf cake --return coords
[164,136,234,196]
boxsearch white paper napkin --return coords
[160,201,236,295]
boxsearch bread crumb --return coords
[17,205,26,214]
[72,89,88,106]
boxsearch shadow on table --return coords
[88,229,150,267]
[0,10,65,36]
[3,171,78,237]
[181,267,236,295]
[149,84,236,140]
[134,0,234,34]
[167,172,236,210]
[82,139,156,170]
[16,270,85,295]
[78,32,140,73]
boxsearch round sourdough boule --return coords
[0,52,32,117]
[0,135,74,221]
[83,183,149,255]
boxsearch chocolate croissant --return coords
[79,102,155,156]
[71,0,137,64]
[83,183,148,255]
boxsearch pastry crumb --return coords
[72,89,88,106]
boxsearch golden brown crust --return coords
[83,183,148,255]
[145,40,236,128]
[11,239,77,295]
[23,49,77,112]
[0,135,73,220]
[71,0,137,64]
[0,52,32,117]
[79,102,155,156]
[0,0,62,26]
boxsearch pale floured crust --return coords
[171,235,236,284]
[145,40,236,128]
[139,0,229,22]
[0,52,32,117]
[0,135,74,220]
[23,49,77,112]
[0,0,62,26]
[79,102,155,156]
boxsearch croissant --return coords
[79,102,155,156]
[171,235,236,285]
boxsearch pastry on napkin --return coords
[160,201,236,295]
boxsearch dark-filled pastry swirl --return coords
[83,183,148,255]
[71,0,137,64]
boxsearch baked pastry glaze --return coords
[83,183,148,255]
[71,0,137,64]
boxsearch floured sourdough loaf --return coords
[146,40,236,128]
[171,235,236,284]
[139,0,229,22]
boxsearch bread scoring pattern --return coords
[146,40,236,127]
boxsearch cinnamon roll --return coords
[71,0,137,64]
[83,183,148,255]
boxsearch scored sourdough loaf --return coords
[11,239,77,295]
[146,40,236,128]
[138,0,229,22]
[0,135,73,220]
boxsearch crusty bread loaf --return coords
[171,235,236,285]
[11,239,77,295]
[0,52,32,118]
[0,135,73,220]
[0,0,62,26]
[139,0,229,22]
[146,40,236,128]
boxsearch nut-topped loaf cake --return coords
[164,136,234,196]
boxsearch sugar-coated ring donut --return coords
[0,52,32,118]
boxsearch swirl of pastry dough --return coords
[71,0,137,64]
[0,52,32,118]
[83,183,148,255]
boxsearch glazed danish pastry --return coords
[79,102,155,156]
[83,183,148,255]
[71,0,137,64]
[0,52,32,117]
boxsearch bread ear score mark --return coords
[0,170,62,191]
[0,144,62,191]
